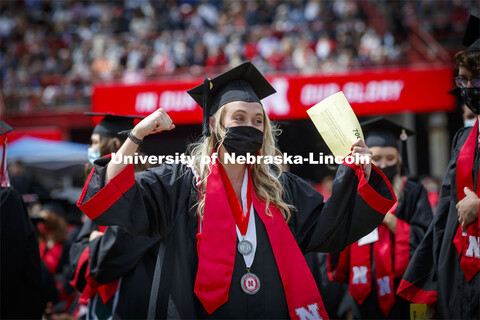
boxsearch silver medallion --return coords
[238,239,253,255]
[240,272,260,295]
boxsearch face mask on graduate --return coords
[464,117,477,127]
[380,164,398,182]
[461,88,480,115]
[221,126,264,157]
[87,147,100,165]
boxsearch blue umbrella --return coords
[7,137,88,170]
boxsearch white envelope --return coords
[357,228,379,246]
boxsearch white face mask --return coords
[464,118,476,127]
[87,147,100,165]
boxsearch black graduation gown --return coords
[397,127,480,319]
[69,219,161,319]
[305,252,349,319]
[347,179,432,319]
[77,158,394,319]
[0,187,45,319]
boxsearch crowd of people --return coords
[1,0,477,113]
[2,24,479,317]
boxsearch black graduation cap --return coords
[361,117,415,175]
[467,39,480,52]
[0,121,13,136]
[187,61,276,136]
[463,15,480,50]
[85,112,145,140]
[39,197,82,225]
[42,199,68,217]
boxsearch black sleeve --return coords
[89,226,160,284]
[68,219,97,292]
[77,158,195,237]
[406,183,434,256]
[396,129,466,303]
[284,163,395,254]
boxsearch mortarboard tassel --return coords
[202,78,211,137]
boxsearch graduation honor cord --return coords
[219,164,253,256]
[219,164,260,295]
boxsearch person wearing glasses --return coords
[455,74,480,95]
[397,15,480,319]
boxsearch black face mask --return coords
[222,126,264,157]
[461,87,480,115]
[380,164,398,182]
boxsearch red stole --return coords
[349,194,404,317]
[349,227,395,317]
[194,157,329,319]
[39,241,64,274]
[453,118,480,282]
[69,226,120,306]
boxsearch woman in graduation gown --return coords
[327,118,433,319]
[397,19,480,319]
[77,61,396,319]
[69,114,161,319]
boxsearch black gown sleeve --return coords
[284,163,395,254]
[69,218,160,286]
[390,181,433,277]
[88,226,160,284]
[77,157,194,237]
[68,219,95,292]
[396,128,469,304]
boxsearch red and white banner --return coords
[92,66,455,124]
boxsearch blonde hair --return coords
[187,105,294,221]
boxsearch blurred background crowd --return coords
[0,0,476,112]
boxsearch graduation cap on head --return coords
[42,199,68,218]
[463,15,480,52]
[361,117,415,176]
[0,121,13,136]
[85,112,145,140]
[40,197,83,225]
[187,61,276,136]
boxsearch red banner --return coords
[92,66,455,124]
[1,127,63,145]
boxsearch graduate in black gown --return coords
[77,61,397,319]
[0,121,46,319]
[397,16,480,319]
[69,114,161,319]
[328,118,433,319]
